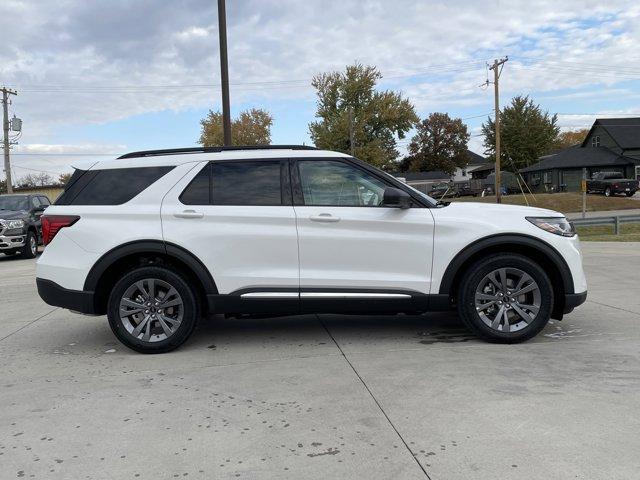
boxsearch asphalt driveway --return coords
[1,243,639,479]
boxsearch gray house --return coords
[521,117,640,192]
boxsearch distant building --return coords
[521,117,640,192]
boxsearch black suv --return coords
[0,194,50,258]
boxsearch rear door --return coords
[291,158,435,306]
[161,159,300,301]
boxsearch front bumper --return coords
[0,234,25,250]
[563,291,587,314]
[36,278,97,314]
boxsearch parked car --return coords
[0,193,50,258]
[36,146,587,353]
[586,172,638,197]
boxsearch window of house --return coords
[592,136,601,147]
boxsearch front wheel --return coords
[457,254,553,343]
[604,187,611,197]
[626,191,635,197]
[21,231,38,259]
[107,266,199,353]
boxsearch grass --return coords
[576,222,640,242]
[450,192,639,214]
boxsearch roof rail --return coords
[117,145,317,159]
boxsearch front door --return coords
[292,158,435,308]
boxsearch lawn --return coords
[450,192,639,214]
[576,222,640,242]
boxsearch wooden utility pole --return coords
[2,87,17,194]
[489,57,508,203]
[348,106,355,156]
[217,0,232,146]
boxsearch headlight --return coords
[5,219,25,229]
[526,217,575,237]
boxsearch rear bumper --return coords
[36,278,97,314]
[563,291,587,314]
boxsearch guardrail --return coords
[571,214,640,235]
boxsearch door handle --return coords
[174,210,204,219]
[309,213,340,223]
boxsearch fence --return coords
[571,214,640,235]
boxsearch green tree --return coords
[309,63,418,170]
[403,113,470,175]
[482,95,559,170]
[199,108,272,146]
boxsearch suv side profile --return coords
[36,146,587,353]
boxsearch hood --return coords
[0,210,28,220]
[442,201,563,218]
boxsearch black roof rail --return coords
[117,145,317,159]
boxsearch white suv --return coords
[36,146,587,353]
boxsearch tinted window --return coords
[56,167,173,205]
[298,160,388,206]
[39,196,50,206]
[212,161,281,206]
[180,164,211,205]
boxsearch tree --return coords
[16,173,54,188]
[552,128,589,150]
[403,113,470,175]
[58,173,73,185]
[309,63,418,170]
[199,108,272,146]
[482,95,559,171]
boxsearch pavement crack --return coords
[587,300,640,317]
[0,308,57,343]
[317,315,432,480]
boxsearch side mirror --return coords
[382,187,412,209]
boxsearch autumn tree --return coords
[403,113,470,175]
[552,128,589,150]
[58,173,73,185]
[482,95,559,170]
[199,108,272,146]
[309,63,418,170]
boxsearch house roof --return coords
[521,146,640,173]
[581,117,640,149]
[469,162,495,173]
[466,150,486,165]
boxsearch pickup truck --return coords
[0,193,50,258]
[586,172,638,197]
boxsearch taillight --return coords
[41,215,80,246]
[613,183,619,188]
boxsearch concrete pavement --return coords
[1,244,639,479]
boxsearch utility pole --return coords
[488,57,508,203]
[217,0,232,146]
[2,87,17,194]
[348,106,355,156]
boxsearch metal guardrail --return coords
[571,214,640,235]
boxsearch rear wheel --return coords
[626,191,635,197]
[457,254,553,343]
[107,266,199,353]
[21,231,38,259]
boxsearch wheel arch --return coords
[439,234,575,319]
[84,240,217,315]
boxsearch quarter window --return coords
[297,160,388,206]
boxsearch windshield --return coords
[0,195,29,211]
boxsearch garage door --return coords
[560,169,584,191]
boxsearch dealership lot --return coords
[1,243,639,480]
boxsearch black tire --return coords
[626,192,635,197]
[457,253,553,343]
[21,231,38,259]
[107,266,199,353]
[604,187,611,197]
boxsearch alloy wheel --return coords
[119,278,184,342]
[30,235,37,256]
[474,267,541,333]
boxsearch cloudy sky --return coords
[2,0,640,181]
